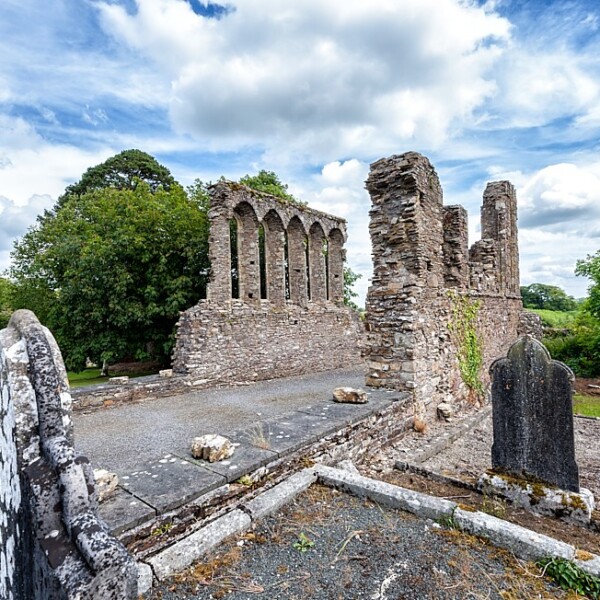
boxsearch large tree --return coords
[520,283,577,312]
[56,149,176,210]
[0,277,15,329]
[11,181,209,371]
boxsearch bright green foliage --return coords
[57,149,176,209]
[538,557,600,598]
[447,291,484,397]
[11,182,209,371]
[239,170,305,205]
[0,277,15,329]
[293,532,314,553]
[343,267,362,310]
[520,283,578,312]
[577,252,600,321]
[542,303,600,377]
[526,308,577,328]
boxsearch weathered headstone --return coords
[0,310,138,599]
[490,336,579,492]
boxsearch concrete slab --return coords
[118,455,225,513]
[97,487,156,535]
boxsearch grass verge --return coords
[574,394,600,418]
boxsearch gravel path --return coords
[145,485,568,600]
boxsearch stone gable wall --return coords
[173,182,362,382]
[0,310,137,599]
[364,152,524,409]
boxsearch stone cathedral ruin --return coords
[2,151,552,599]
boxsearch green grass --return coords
[67,367,159,388]
[527,308,578,328]
[573,394,600,417]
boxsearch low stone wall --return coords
[173,301,363,383]
[71,373,193,411]
[0,310,137,599]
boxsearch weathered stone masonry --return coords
[173,182,362,382]
[364,152,524,409]
[0,310,137,599]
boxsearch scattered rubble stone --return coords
[94,468,119,502]
[191,434,235,463]
[159,369,173,378]
[332,386,368,404]
[436,402,454,420]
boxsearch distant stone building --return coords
[173,182,362,384]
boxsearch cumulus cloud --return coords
[518,163,600,228]
[96,0,510,159]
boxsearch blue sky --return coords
[1,0,600,303]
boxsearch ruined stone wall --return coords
[0,310,137,599]
[173,182,362,381]
[364,152,523,411]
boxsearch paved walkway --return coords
[72,368,401,535]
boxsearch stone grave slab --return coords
[178,438,277,483]
[296,394,395,425]
[233,417,317,458]
[98,487,156,535]
[117,454,226,513]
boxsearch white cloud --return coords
[97,0,511,159]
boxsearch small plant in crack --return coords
[293,532,315,553]
[248,423,271,450]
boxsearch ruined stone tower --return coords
[364,152,523,408]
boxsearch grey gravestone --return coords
[490,336,579,492]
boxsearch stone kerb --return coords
[0,310,137,599]
[490,336,579,492]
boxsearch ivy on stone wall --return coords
[447,291,484,397]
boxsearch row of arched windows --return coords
[223,202,344,305]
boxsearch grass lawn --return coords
[527,308,578,328]
[573,394,600,418]
[67,367,159,388]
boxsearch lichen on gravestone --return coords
[490,336,579,492]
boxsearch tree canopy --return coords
[11,181,209,371]
[0,277,15,329]
[57,149,176,210]
[520,283,578,312]
[240,170,304,205]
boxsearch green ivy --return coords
[447,291,484,397]
[538,557,600,599]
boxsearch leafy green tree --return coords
[520,283,577,312]
[0,277,15,329]
[343,267,362,311]
[11,182,209,371]
[576,252,600,320]
[57,149,176,210]
[239,170,305,205]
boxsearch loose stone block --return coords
[490,336,580,492]
[94,468,119,502]
[333,387,368,404]
[191,434,235,462]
